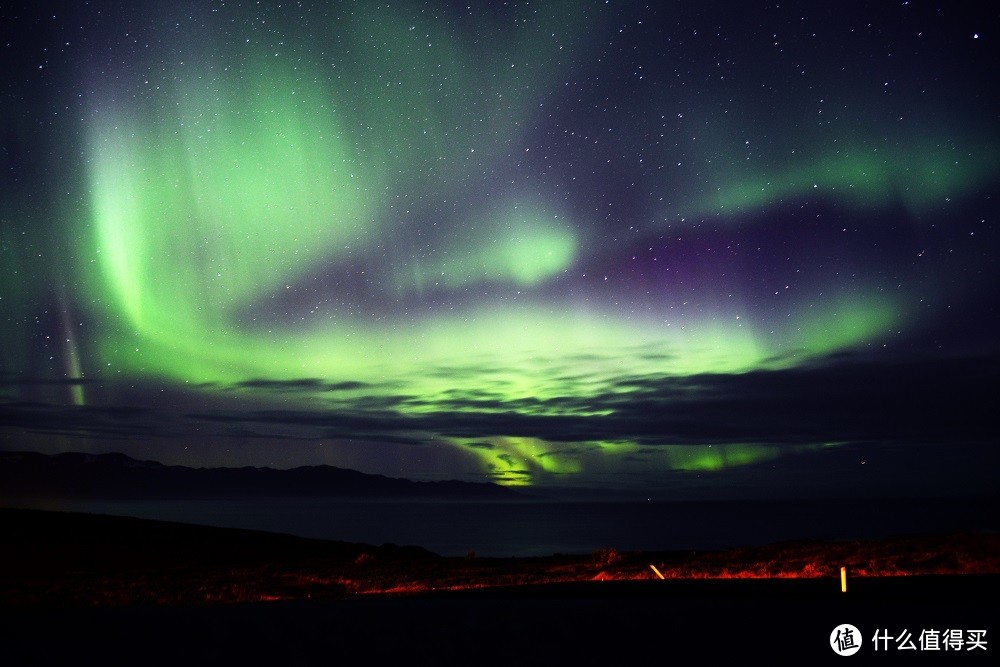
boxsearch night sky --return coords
[2,0,997,497]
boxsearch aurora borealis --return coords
[2,0,998,495]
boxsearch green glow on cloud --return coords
[452,438,810,487]
[663,444,783,472]
[453,436,583,487]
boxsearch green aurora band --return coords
[682,140,999,221]
[66,3,994,486]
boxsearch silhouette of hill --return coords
[0,451,518,500]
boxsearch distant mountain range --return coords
[0,451,518,500]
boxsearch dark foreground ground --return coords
[3,576,996,665]
[1,508,996,664]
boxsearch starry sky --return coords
[1,0,997,497]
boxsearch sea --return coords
[15,495,997,557]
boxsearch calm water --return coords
[17,496,995,557]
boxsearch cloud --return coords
[231,379,376,392]
[465,441,497,450]
[0,401,171,440]
[1,352,994,453]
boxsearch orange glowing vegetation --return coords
[2,509,998,607]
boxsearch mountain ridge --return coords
[0,450,518,500]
